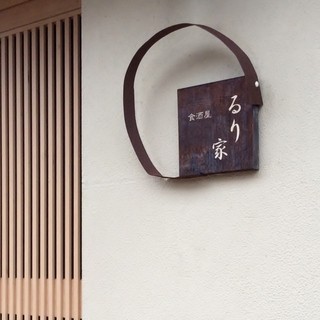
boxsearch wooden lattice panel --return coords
[0,12,81,320]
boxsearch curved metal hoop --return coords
[123,23,262,178]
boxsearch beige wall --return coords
[83,0,320,319]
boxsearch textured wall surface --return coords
[83,0,320,319]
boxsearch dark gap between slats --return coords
[70,16,75,280]
[20,31,26,279]
[78,15,82,280]
[36,26,41,280]
[61,18,66,280]
[44,24,49,280]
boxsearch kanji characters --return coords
[188,110,212,122]
[212,138,228,160]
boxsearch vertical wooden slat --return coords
[72,15,81,320]
[39,24,48,320]
[8,33,17,320]
[47,21,55,320]
[0,35,1,246]
[0,36,2,303]
[23,29,31,319]
[55,19,64,320]
[1,36,9,320]
[15,31,24,320]
[31,27,40,318]
[64,17,72,320]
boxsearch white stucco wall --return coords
[83,1,320,319]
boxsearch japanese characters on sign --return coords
[212,138,227,160]
[178,76,259,177]
[212,95,241,160]
[188,110,212,122]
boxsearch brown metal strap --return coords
[123,23,263,178]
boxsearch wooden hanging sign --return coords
[178,76,259,177]
[123,23,263,179]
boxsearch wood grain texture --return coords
[178,77,260,177]
[0,0,30,12]
[0,0,80,34]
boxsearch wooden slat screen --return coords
[0,13,81,320]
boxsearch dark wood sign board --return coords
[178,76,259,178]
